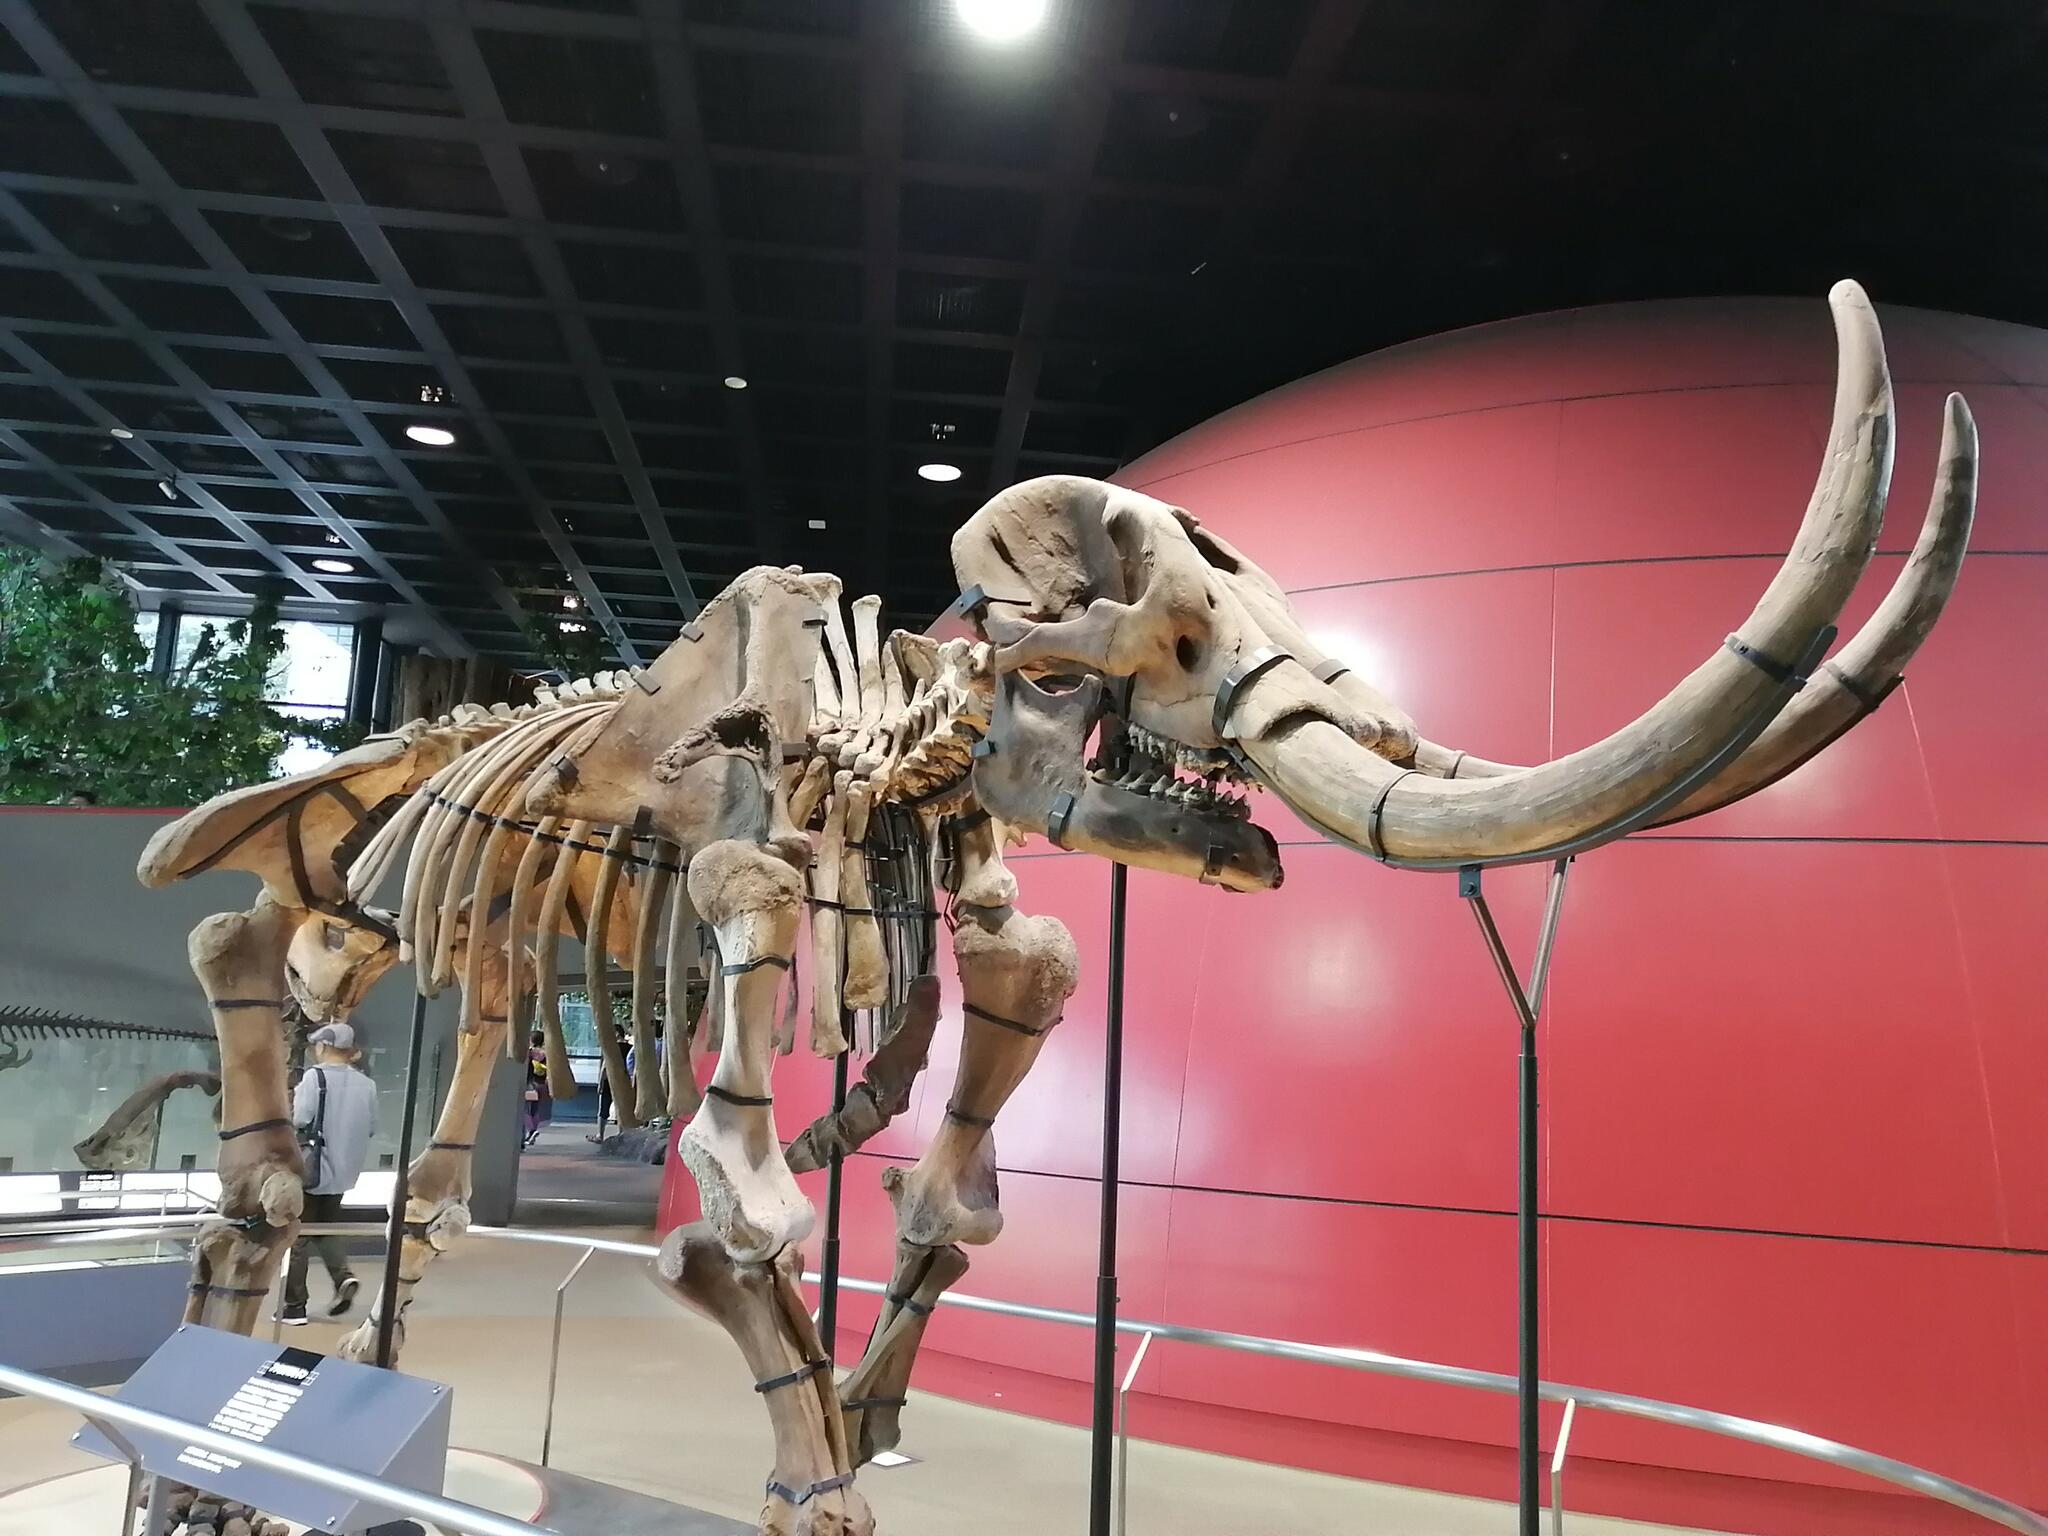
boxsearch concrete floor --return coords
[1,1127,1730,1535]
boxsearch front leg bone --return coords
[679,840,812,1263]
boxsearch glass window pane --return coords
[269,619,356,708]
[276,705,344,777]
[134,609,158,657]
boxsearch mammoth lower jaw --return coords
[1087,726,1256,820]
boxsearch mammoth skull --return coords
[952,283,1977,878]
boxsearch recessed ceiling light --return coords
[723,375,748,390]
[807,518,828,530]
[108,426,133,440]
[918,462,963,483]
[562,594,581,610]
[956,0,1047,41]
[312,557,354,575]
[561,620,589,635]
[405,423,457,447]
[156,478,178,501]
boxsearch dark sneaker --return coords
[275,1310,309,1327]
[328,1275,360,1317]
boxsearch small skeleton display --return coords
[138,285,1974,1536]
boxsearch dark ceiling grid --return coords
[188,0,643,663]
[0,186,353,611]
[859,3,905,602]
[983,0,1137,500]
[641,0,782,573]
[0,0,480,648]
[427,15,700,622]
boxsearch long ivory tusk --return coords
[1239,280,1897,864]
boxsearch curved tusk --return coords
[1238,280,1895,865]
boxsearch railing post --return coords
[1551,1396,1578,1536]
[541,1245,596,1467]
[1116,1329,1155,1536]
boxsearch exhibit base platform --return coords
[0,1447,753,1536]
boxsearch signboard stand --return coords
[73,1324,451,1534]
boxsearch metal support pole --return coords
[1551,1396,1578,1536]
[375,990,430,1370]
[1460,858,1572,1536]
[541,1245,596,1467]
[1088,861,1129,1536]
[1115,1329,1155,1536]
[85,1416,144,1536]
[139,1471,171,1536]
[818,1025,852,1361]
[347,614,383,729]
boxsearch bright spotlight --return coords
[956,0,1047,42]
[723,375,749,390]
[312,557,355,575]
[918,462,963,483]
[405,423,457,447]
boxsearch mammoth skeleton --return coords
[138,283,1971,1536]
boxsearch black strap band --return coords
[219,1117,292,1141]
[1310,657,1351,685]
[707,1083,774,1108]
[766,1472,854,1505]
[951,806,992,836]
[946,1103,995,1128]
[1724,633,1809,690]
[1213,645,1294,740]
[1045,789,1077,849]
[884,1290,934,1317]
[430,1140,474,1151]
[754,1357,829,1394]
[1822,660,1896,715]
[189,1282,270,1297]
[1365,769,1419,863]
[840,1395,907,1410]
[964,1002,1056,1038]
[211,999,282,1011]
[721,953,793,976]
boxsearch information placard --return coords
[73,1324,451,1533]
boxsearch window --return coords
[132,610,357,775]
[268,619,357,774]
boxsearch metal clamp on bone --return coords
[1211,644,1295,773]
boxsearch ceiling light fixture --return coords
[723,375,748,390]
[405,423,457,447]
[956,0,1047,41]
[918,462,963,483]
[561,620,589,635]
[562,594,581,610]
[807,518,828,530]
[108,426,133,440]
[313,557,354,575]
[156,478,178,501]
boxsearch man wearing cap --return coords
[279,1022,379,1325]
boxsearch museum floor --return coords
[0,1128,1729,1535]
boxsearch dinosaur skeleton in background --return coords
[137,285,1974,1536]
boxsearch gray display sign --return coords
[73,1323,451,1533]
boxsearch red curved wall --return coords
[661,297,2048,1532]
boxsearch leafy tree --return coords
[0,548,364,808]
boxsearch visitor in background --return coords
[523,1029,551,1149]
[279,1022,378,1326]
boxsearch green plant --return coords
[0,548,364,807]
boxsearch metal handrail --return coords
[5,1215,2044,1535]
[0,1359,562,1536]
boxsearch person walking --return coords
[522,1030,551,1149]
[278,1022,379,1326]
